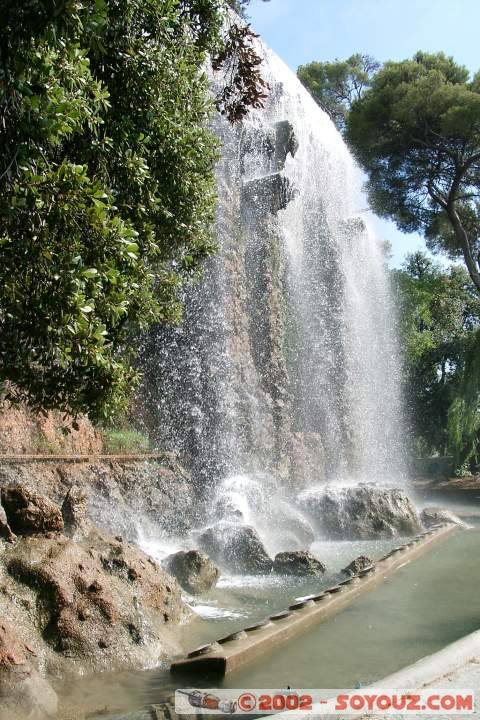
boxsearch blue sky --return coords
[247,0,480,267]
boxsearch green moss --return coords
[102,428,152,454]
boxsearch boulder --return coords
[2,485,63,536]
[198,523,273,574]
[421,507,466,528]
[0,622,58,720]
[62,485,90,539]
[166,550,219,595]
[299,484,422,540]
[342,555,373,576]
[2,528,188,676]
[273,550,326,577]
[211,477,315,550]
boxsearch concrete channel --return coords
[171,523,458,678]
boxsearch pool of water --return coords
[225,526,480,689]
[181,537,398,640]
[57,526,480,718]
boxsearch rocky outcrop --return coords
[243,173,297,214]
[272,120,299,169]
[273,550,326,577]
[86,457,195,537]
[1,485,64,535]
[299,485,422,540]
[420,507,466,528]
[240,120,298,174]
[0,499,15,543]
[0,485,190,714]
[0,456,194,541]
[166,550,219,595]
[61,485,90,539]
[0,530,188,679]
[5,530,187,671]
[198,523,273,574]
[342,555,373,576]
[0,402,102,455]
[0,622,58,720]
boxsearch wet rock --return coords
[240,120,298,174]
[273,120,299,169]
[420,507,466,528]
[0,457,195,543]
[1,528,188,676]
[342,555,373,576]
[0,499,15,543]
[2,484,63,536]
[87,458,195,538]
[198,523,273,574]
[0,621,58,720]
[166,550,219,595]
[242,173,297,214]
[273,550,326,577]
[212,478,315,552]
[62,485,90,539]
[299,485,422,540]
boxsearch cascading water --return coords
[260,48,405,485]
[138,38,406,553]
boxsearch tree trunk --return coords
[447,205,480,294]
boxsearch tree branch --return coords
[445,170,480,293]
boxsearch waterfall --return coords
[138,39,406,518]
[257,47,406,485]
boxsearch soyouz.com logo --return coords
[175,689,475,715]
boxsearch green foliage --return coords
[227,0,252,13]
[0,0,225,421]
[346,52,480,294]
[102,427,152,454]
[298,54,379,131]
[394,251,480,460]
[447,328,480,468]
[212,20,269,122]
[226,0,271,17]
